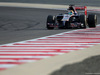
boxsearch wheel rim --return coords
[95,15,97,25]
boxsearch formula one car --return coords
[46,5,97,29]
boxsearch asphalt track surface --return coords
[0,7,71,45]
[0,7,100,75]
[0,0,100,7]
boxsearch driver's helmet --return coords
[68,10,73,15]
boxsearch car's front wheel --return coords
[46,15,55,30]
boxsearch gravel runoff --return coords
[51,55,100,75]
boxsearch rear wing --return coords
[74,6,87,16]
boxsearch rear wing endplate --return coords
[74,6,87,16]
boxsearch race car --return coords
[46,5,97,29]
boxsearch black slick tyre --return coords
[80,15,87,28]
[46,15,55,30]
[88,14,97,28]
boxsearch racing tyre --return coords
[80,15,87,28]
[46,15,55,30]
[88,14,97,28]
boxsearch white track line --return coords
[2,47,84,50]
[0,56,50,58]
[5,45,93,46]
[0,50,56,51]
[0,64,17,68]
[0,60,36,62]
[15,42,100,45]
[0,52,64,55]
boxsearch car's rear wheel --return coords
[88,14,97,28]
[80,15,87,28]
[46,15,55,30]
